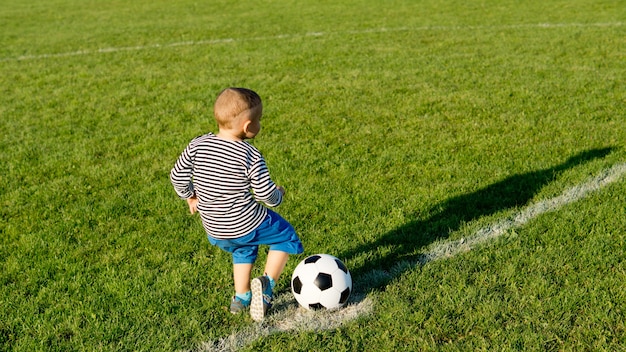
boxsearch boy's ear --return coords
[242,120,252,134]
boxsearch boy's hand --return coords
[276,185,285,196]
[186,196,198,214]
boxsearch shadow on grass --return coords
[341,147,614,295]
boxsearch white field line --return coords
[196,162,626,352]
[2,22,623,62]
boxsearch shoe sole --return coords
[250,277,265,322]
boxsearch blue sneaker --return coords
[250,276,273,321]
[230,296,250,314]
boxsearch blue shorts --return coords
[208,209,304,264]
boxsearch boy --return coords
[170,87,303,322]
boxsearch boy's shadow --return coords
[341,147,614,294]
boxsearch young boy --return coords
[170,87,304,321]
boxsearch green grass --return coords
[1,0,625,350]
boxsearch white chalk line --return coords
[196,162,626,352]
[2,22,623,63]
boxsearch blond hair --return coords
[213,88,262,129]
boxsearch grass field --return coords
[1,0,625,350]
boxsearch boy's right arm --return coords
[186,196,198,214]
[170,144,195,199]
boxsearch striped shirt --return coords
[170,133,282,239]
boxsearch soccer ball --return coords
[291,254,352,310]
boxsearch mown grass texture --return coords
[1,0,625,350]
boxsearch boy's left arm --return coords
[249,158,283,207]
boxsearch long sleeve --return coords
[249,157,283,207]
[171,133,280,238]
[170,143,195,199]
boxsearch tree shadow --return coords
[341,147,615,294]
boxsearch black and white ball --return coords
[291,254,352,310]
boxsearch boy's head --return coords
[214,88,262,132]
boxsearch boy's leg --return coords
[208,236,260,314]
[250,250,289,322]
[233,263,253,294]
[264,250,289,282]
[230,263,253,314]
